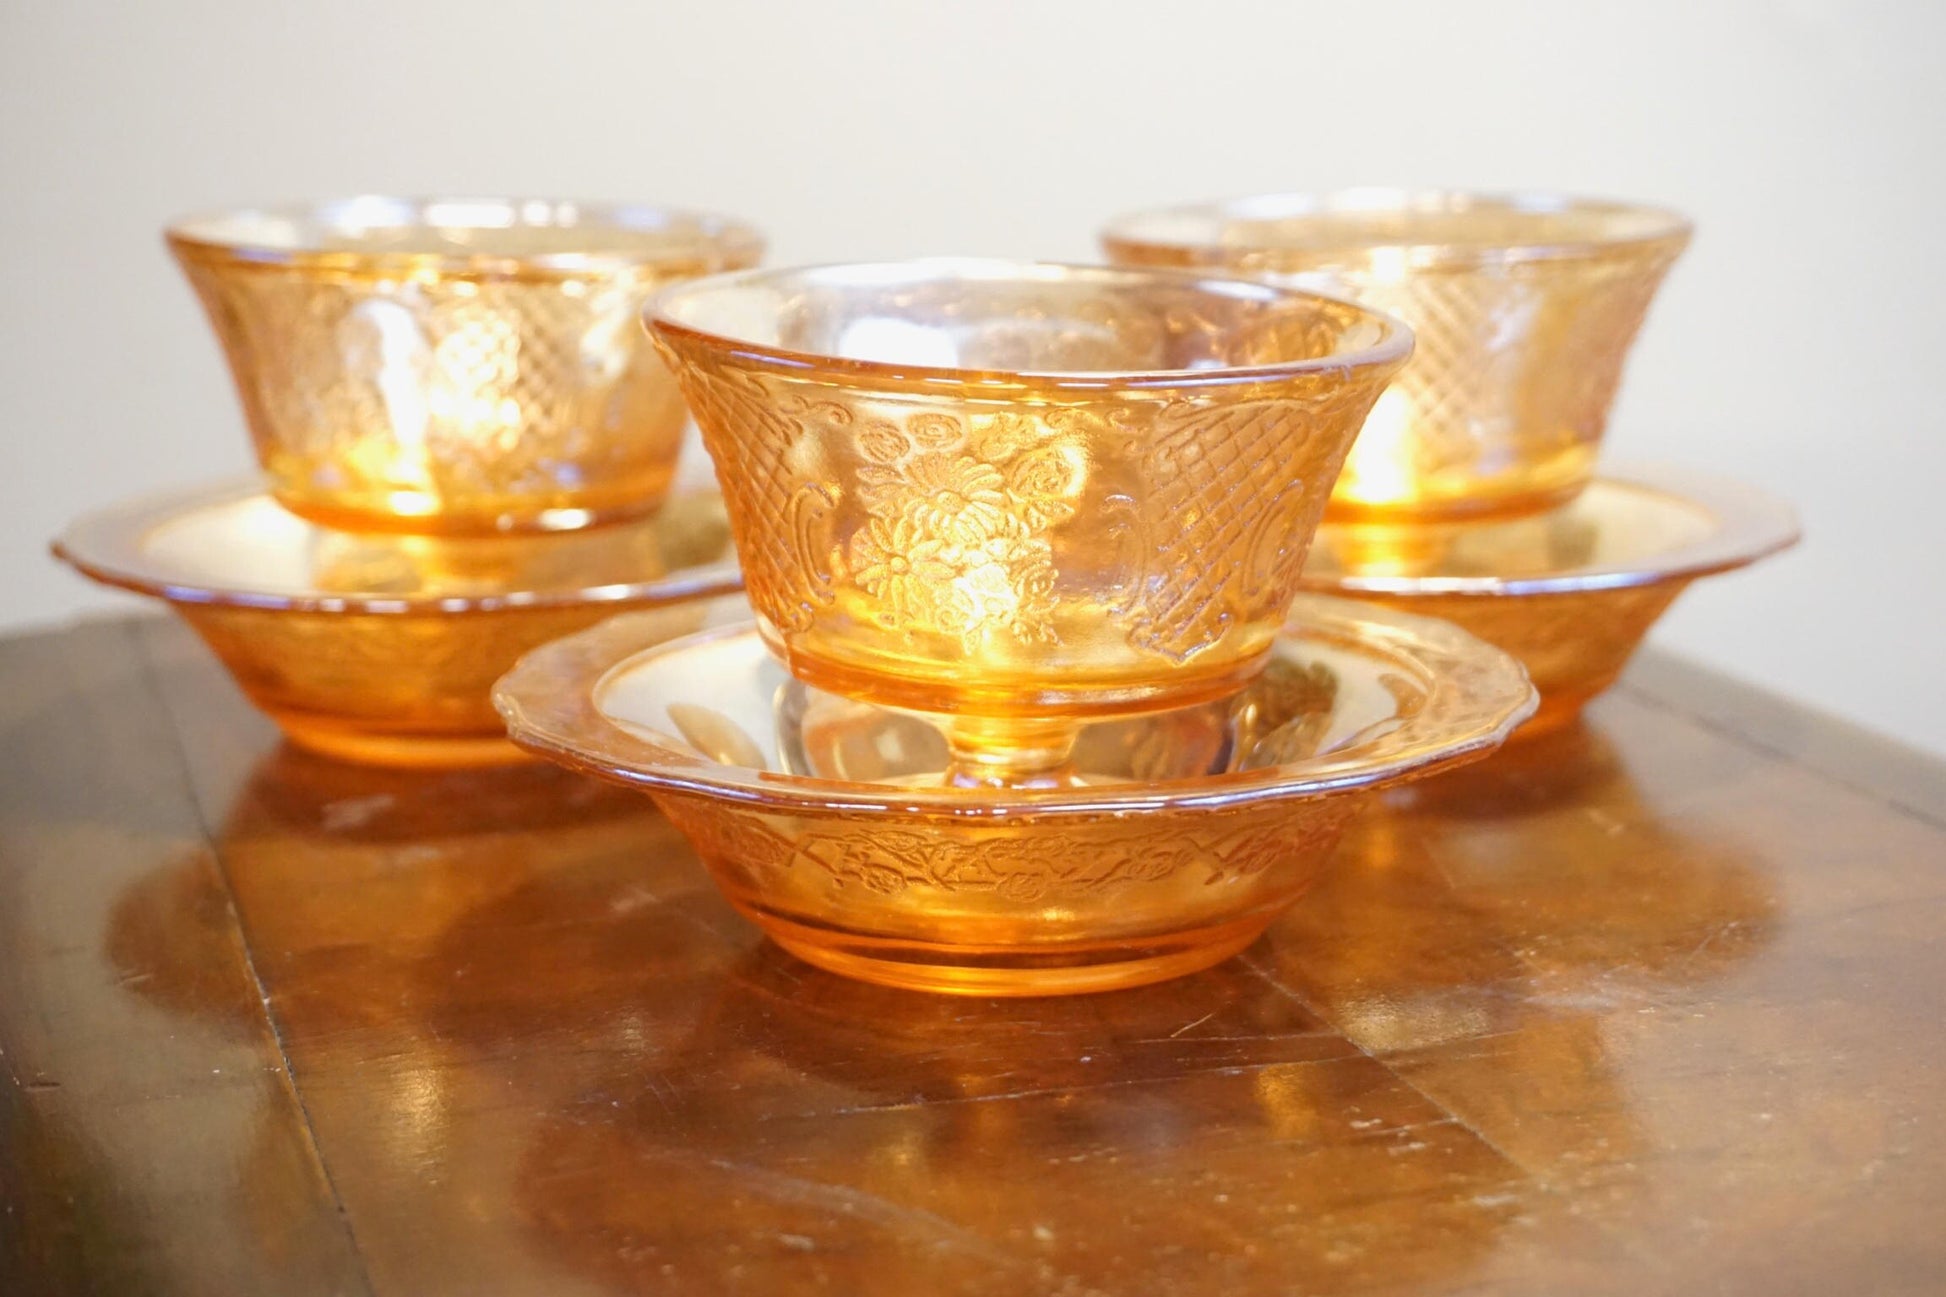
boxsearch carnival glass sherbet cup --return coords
[169,197,763,534]
[1103,191,1690,521]
[648,259,1410,784]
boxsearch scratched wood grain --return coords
[0,619,368,1295]
[6,614,1944,1295]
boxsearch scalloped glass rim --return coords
[1304,466,1800,597]
[645,257,1413,393]
[165,196,765,279]
[1101,189,1693,271]
[493,593,1537,818]
[51,479,744,615]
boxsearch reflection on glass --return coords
[168,197,763,534]
[1105,190,1691,521]
[649,259,1410,787]
[1298,472,1798,736]
[501,597,1533,996]
[53,481,739,766]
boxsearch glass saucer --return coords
[1299,466,1798,735]
[494,593,1536,995]
[53,479,741,767]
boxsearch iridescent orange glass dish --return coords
[168,198,763,534]
[1300,467,1798,735]
[494,594,1536,995]
[54,480,741,766]
[647,259,1410,785]
[1102,191,1691,522]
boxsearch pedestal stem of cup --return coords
[944,716,1082,790]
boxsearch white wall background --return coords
[3,0,1941,754]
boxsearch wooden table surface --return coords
[2,615,1943,1296]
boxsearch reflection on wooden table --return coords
[3,615,1944,1295]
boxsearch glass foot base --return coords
[748,910,1274,997]
[274,714,534,770]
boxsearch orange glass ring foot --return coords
[494,594,1537,996]
[267,713,533,770]
[745,908,1276,997]
[1299,467,1799,734]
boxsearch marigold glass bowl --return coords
[1300,467,1798,735]
[647,259,1410,785]
[493,593,1535,995]
[53,479,741,767]
[168,197,764,534]
[1102,191,1691,522]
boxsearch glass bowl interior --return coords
[1103,190,1692,269]
[494,593,1538,815]
[648,258,1411,385]
[51,479,742,614]
[166,196,764,276]
[597,622,1416,787]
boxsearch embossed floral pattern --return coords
[842,411,1080,647]
[845,517,959,630]
[863,454,1010,545]
[176,231,740,533]
[1359,583,1686,733]
[661,798,1363,902]
[654,284,1404,695]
